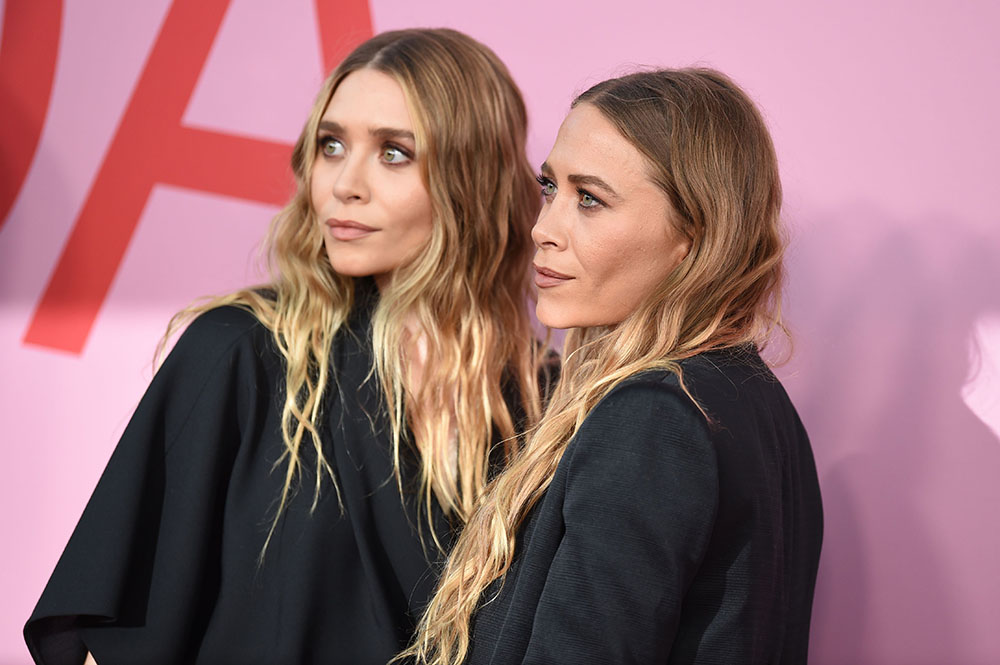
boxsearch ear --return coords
[667,225,692,271]
[673,236,692,266]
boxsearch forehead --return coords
[322,68,413,129]
[546,103,650,184]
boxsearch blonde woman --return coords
[405,69,824,664]
[25,29,546,665]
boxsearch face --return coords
[311,68,433,290]
[532,103,691,329]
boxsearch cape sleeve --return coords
[520,376,719,665]
[24,306,267,665]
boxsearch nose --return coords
[331,153,370,203]
[531,202,565,250]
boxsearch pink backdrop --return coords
[2,1,999,663]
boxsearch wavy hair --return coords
[160,28,543,554]
[403,67,787,664]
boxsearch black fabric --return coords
[25,285,458,665]
[467,348,823,665]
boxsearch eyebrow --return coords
[318,120,415,144]
[540,161,621,202]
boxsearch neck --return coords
[374,271,391,292]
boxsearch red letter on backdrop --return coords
[22,0,371,353]
[0,0,62,231]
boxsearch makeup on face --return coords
[326,218,378,241]
[531,103,689,329]
[310,68,433,290]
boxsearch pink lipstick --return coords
[326,218,378,241]
[533,264,573,288]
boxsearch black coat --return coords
[25,286,454,665]
[467,348,823,665]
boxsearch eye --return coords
[381,145,411,164]
[536,175,556,199]
[318,136,344,158]
[577,189,604,209]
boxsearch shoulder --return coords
[157,305,275,389]
[180,304,265,343]
[586,369,699,428]
[676,346,799,429]
[171,306,268,359]
[558,369,721,516]
[679,346,775,393]
[584,346,771,425]
[566,369,713,470]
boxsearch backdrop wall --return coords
[2,1,998,663]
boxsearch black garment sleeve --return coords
[24,307,265,665]
[520,378,719,665]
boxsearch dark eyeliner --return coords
[316,133,338,153]
[536,175,556,189]
[576,187,606,208]
[385,142,414,159]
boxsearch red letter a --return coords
[23,0,371,353]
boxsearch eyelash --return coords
[317,134,342,158]
[381,143,413,164]
[577,188,604,209]
[315,134,414,165]
[536,175,556,198]
[535,175,606,210]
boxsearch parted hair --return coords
[403,67,787,665]
[161,28,544,554]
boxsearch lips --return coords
[533,264,573,288]
[326,218,378,241]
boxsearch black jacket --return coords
[467,348,823,664]
[25,285,453,665]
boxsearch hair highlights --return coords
[161,28,542,555]
[404,68,787,665]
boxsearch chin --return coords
[535,299,577,330]
[325,252,377,279]
[537,299,628,329]
[330,266,374,279]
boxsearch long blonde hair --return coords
[161,29,543,553]
[404,68,787,664]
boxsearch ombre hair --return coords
[161,28,543,554]
[403,67,787,664]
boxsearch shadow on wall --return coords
[783,205,1000,665]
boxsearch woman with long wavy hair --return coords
[25,28,546,665]
[404,68,823,665]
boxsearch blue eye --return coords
[382,146,410,164]
[318,136,344,157]
[536,175,556,198]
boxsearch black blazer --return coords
[467,348,823,664]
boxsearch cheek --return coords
[409,189,434,235]
[575,231,671,320]
[574,226,635,285]
[309,162,327,213]
[389,177,433,239]
[612,235,674,287]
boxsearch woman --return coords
[25,28,546,665]
[405,69,824,664]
